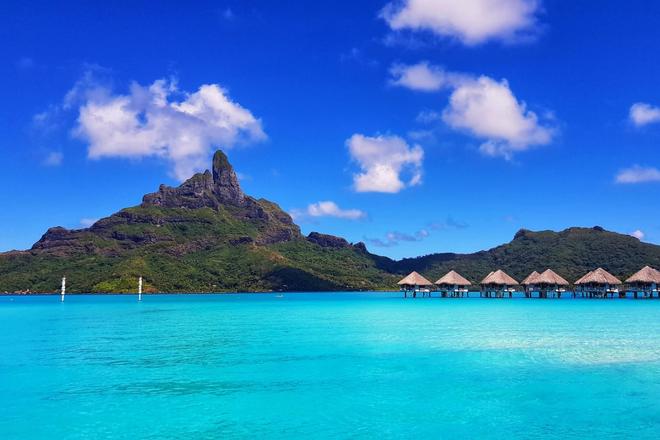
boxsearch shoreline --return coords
[0,290,400,296]
[2,290,659,300]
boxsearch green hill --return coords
[0,151,396,293]
[1,151,659,293]
[392,227,660,285]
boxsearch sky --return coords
[1,0,660,259]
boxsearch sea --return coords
[1,293,659,439]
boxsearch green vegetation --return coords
[2,150,659,293]
[392,227,660,285]
[3,219,658,293]
[0,200,395,293]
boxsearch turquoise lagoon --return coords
[1,293,659,439]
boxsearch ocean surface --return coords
[1,293,659,439]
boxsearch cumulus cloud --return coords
[381,0,541,45]
[615,165,660,184]
[629,103,660,127]
[389,61,467,91]
[347,134,423,193]
[290,201,366,221]
[442,75,553,159]
[389,63,554,158]
[366,229,430,247]
[630,230,645,240]
[67,76,265,181]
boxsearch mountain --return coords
[1,151,659,293]
[391,227,660,284]
[0,151,396,293]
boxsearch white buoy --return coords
[138,276,143,301]
[60,276,66,302]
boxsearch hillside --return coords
[0,151,397,293]
[1,151,659,293]
[394,227,660,284]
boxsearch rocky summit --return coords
[32,151,302,253]
[1,151,660,293]
[142,151,247,209]
[1,150,385,293]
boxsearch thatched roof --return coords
[480,269,518,286]
[521,271,540,285]
[625,266,660,284]
[574,270,593,285]
[575,268,621,285]
[435,270,471,286]
[397,271,433,286]
[535,269,570,286]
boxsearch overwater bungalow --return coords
[435,270,471,298]
[574,270,594,298]
[397,271,433,298]
[574,268,622,298]
[625,266,660,299]
[534,269,570,298]
[574,270,592,286]
[521,271,540,298]
[480,270,518,298]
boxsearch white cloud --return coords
[42,151,63,167]
[631,230,645,240]
[381,0,541,45]
[307,201,366,219]
[366,229,430,247]
[346,134,423,193]
[429,216,469,230]
[290,201,366,221]
[389,63,554,158]
[80,218,99,228]
[442,75,553,159]
[629,103,660,127]
[615,165,660,184]
[69,77,265,181]
[389,61,466,91]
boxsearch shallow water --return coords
[1,293,659,439]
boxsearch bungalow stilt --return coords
[480,270,518,298]
[574,268,621,299]
[397,271,433,298]
[435,270,471,298]
[521,271,540,298]
[625,266,660,299]
[534,269,570,299]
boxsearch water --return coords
[1,293,659,439]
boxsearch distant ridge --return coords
[1,151,659,293]
[391,227,660,284]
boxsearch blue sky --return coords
[1,0,660,259]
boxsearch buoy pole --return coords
[138,276,143,301]
[60,276,66,302]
